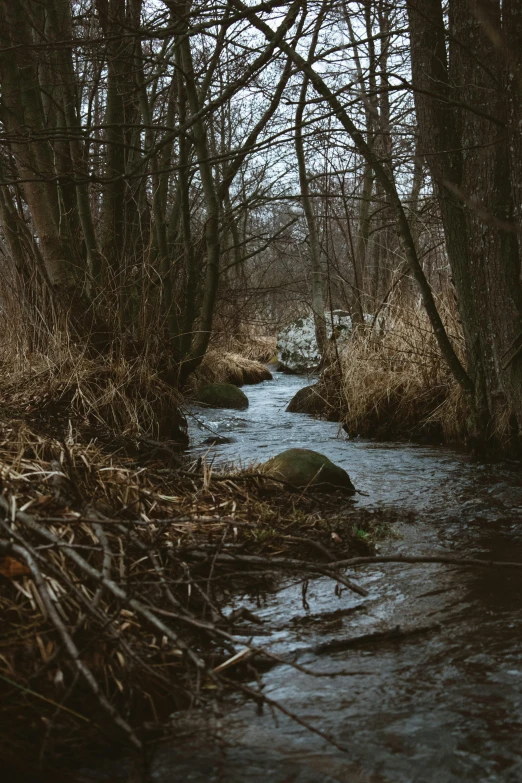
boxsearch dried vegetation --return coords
[184,331,276,393]
[0,349,188,448]
[192,349,273,389]
[0,406,397,774]
[317,302,471,443]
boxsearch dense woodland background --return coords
[2,2,522,771]
[0,0,521,448]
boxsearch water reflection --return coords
[175,375,522,783]
[151,373,522,782]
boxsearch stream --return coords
[97,373,522,782]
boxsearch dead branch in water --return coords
[324,554,522,571]
[0,418,519,772]
[0,420,390,768]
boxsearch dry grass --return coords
[0,306,276,433]
[0,353,188,446]
[0,415,398,774]
[228,333,276,363]
[319,302,471,443]
[209,328,277,363]
[189,349,273,391]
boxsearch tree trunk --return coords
[295,76,327,358]
[407,0,522,441]
[175,7,221,385]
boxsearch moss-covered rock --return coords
[263,448,355,493]
[195,383,249,410]
[286,384,326,415]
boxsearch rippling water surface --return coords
[94,373,522,782]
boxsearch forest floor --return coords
[0,401,402,779]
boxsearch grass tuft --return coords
[319,302,470,443]
[190,349,272,390]
[0,354,188,445]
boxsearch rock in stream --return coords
[263,447,355,493]
[195,382,249,410]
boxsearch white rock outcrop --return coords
[277,311,357,373]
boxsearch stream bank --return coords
[0,375,396,781]
[152,372,522,783]
[4,371,521,782]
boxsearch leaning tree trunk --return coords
[295,75,327,359]
[234,0,473,399]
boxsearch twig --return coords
[0,537,141,750]
[230,680,349,754]
[323,553,522,571]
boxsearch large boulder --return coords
[277,311,361,373]
[262,448,355,494]
[286,384,326,415]
[277,316,321,373]
[195,383,249,410]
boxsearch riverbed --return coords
[90,372,522,782]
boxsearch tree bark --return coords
[407,0,522,439]
[0,3,82,304]
[295,76,327,358]
[175,4,221,385]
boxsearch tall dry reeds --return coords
[0,318,188,447]
[321,300,471,443]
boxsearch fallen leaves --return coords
[0,556,30,579]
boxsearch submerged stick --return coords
[313,623,440,655]
[326,554,522,571]
[183,549,368,596]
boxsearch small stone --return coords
[195,383,249,410]
[286,384,326,415]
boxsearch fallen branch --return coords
[325,554,522,571]
[313,622,440,654]
[182,549,368,596]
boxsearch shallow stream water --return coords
[91,373,522,782]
